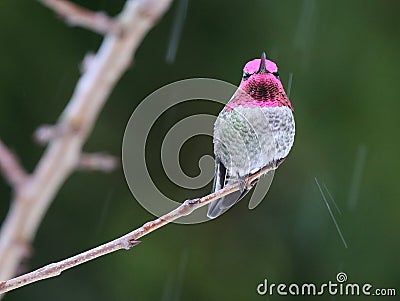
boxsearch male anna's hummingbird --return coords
[207,52,295,218]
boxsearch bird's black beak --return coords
[256,52,268,74]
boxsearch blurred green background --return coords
[0,0,399,300]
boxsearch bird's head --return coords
[238,52,293,110]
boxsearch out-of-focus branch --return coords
[0,139,27,189]
[34,127,119,172]
[39,0,121,35]
[77,153,119,172]
[0,0,173,294]
[0,165,274,294]
[33,124,68,145]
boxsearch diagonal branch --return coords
[0,139,28,189]
[0,165,274,294]
[39,0,121,35]
[0,0,173,293]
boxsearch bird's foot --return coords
[238,174,258,192]
[275,158,285,168]
[238,177,247,193]
[247,177,259,189]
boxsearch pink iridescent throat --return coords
[226,74,293,111]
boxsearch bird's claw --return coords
[238,178,247,193]
[248,177,259,189]
[238,175,258,192]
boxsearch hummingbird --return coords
[207,52,295,218]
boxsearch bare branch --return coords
[0,0,173,292]
[39,0,121,35]
[80,52,96,73]
[0,139,28,188]
[33,124,69,145]
[34,126,119,172]
[78,153,119,172]
[0,165,274,294]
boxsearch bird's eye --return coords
[242,71,251,81]
[272,71,280,78]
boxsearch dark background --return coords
[0,0,399,300]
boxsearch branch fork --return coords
[39,0,123,35]
[0,140,28,190]
[0,0,173,297]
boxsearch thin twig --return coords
[39,0,121,35]
[0,139,27,188]
[34,128,119,172]
[0,0,173,293]
[0,165,274,294]
[78,153,119,172]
